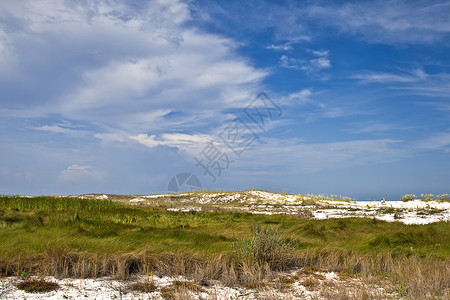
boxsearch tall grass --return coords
[235,223,297,268]
[1,245,447,297]
[0,195,118,211]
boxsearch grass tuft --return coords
[235,223,298,268]
[16,279,59,293]
[130,280,156,292]
[172,280,205,292]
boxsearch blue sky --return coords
[1,0,449,199]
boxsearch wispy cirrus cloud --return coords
[308,0,450,44]
[192,0,450,46]
[396,73,450,98]
[33,123,90,137]
[352,69,427,83]
[188,1,311,42]
[352,69,450,99]
[350,122,415,134]
[418,102,450,112]
[417,132,450,152]
[265,36,310,51]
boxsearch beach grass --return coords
[0,195,449,298]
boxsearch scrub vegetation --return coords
[401,193,450,202]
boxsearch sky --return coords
[0,0,449,199]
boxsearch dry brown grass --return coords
[16,279,59,293]
[300,277,321,290]
[322,285,388,300]
[130,279,156,292]
[1,247,449,298]
[160,283,202,300]
[172,280,205,292]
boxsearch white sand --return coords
[130,191,450,225]
[0,269,396,300]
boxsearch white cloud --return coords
[188,1,311,42]
[58,164,106,182]
[279,55,303,69]
[190,1,450,46]
[308,57,331,69]
[276,88,361,121]
[353,69,450,100]
[352,71,423,83]
[265,36,310,51]
[56,22,266,126]
[302,49,331,72]
[0,30,7,63]
[130,133,213,156]
[309,1,450,44]
[279,50,331,73]
[0,29,16,78]
[279,89,313,106]
[93,132,128,143]
[130,134,160,148]
[397,72,450,98]
[95,131,214,156]
[1,0,266,137]
[33,125,89,137]
[266,43,292,51]
[311,50,329,57]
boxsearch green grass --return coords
[0,195,449,259]
[0,195,449,298]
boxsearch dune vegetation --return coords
[401,193,450,202]
[0,195,449,298]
